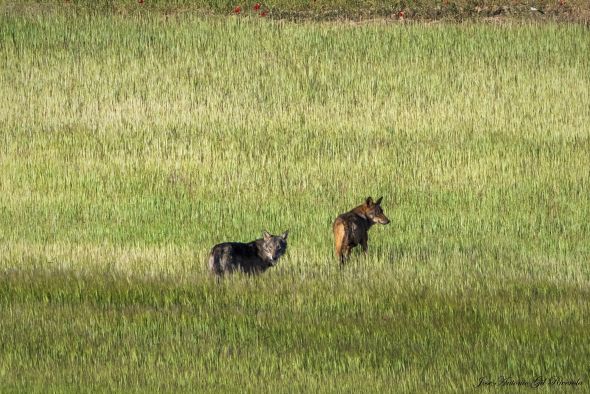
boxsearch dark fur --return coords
[333,196,390,266]
[208,230,288,276]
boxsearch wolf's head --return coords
[364,197,390,225]
[261,230,289,264]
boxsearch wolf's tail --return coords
[208,248,221,276]
[333,219,347,261]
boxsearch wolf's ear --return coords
[263,230,272,240]
[365,197,374,206]
[281,230,289,240]
[375,196,383,205]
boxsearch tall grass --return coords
[0,5,589,392]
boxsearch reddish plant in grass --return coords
[138,0,144,3]
[232,3,269,17]
[398,10,405,18]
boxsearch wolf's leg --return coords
[361,238,368,257]
[339,246,351,269]
[339,252,346,268]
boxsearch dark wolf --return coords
[208,230,289,276]
[333,196,390,266]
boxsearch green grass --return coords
[1,4,589,392]
[2,271,588,392]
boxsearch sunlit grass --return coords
[0,4,589,392]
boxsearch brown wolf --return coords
[208,230,288,276]
[333,197,390,266]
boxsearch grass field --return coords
[1,2,590,392]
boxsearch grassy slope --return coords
[0,4,589,392]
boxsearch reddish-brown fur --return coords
[332,197,390,266]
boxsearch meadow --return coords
[1,2,589,392]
